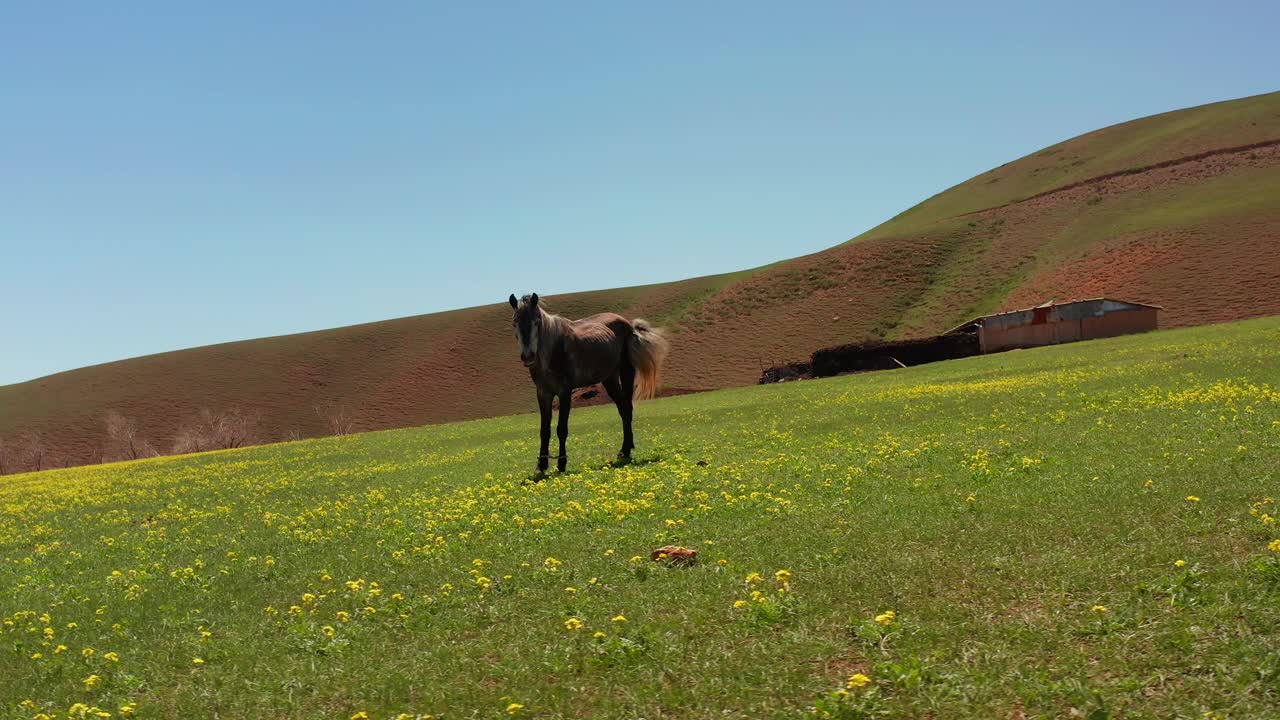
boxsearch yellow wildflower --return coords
[506,702,525,715]
[1092,605,1107,614]
[1174,560,1186,568]
[83,673,101,690]
[874,610,896,627]
[775,569,792,582]
[563,617,583,631]
[846,673,872,689]
[192,657,205,665]
[1185,496,1200,503]
[611,614,626,624]
[104,652,120,662]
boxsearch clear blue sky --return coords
[2,1,1276,385]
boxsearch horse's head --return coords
[508,293,541,367]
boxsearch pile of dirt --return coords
[762,332,979,383]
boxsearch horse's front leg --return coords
[556,391,572,472]
[536,390,553,474]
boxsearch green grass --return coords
[1057,163,1280,243]
[855,91,1280,243]
[4,317,1280,719]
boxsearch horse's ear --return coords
[509,294,518,309]
[530,293,539,307]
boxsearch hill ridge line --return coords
[953,137,1280,221]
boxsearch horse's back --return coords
[575,312,631,335]
[565,313,631,385]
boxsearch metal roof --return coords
[943,298,1163,334]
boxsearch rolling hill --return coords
[3,91,1279,471]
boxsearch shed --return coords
[945,298,1161,353]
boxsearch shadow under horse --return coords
[508,293,669,475]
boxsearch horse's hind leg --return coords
[604,376,634,458]
[604,366,634,456]
[556,390,572,473]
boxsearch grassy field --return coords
[4,317,1280,719]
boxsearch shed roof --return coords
[943,298,1163,335]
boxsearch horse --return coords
[508,292,669,474]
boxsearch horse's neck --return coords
[538,309,568,364]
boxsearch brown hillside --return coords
[3,91,1279,472]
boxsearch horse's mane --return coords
[538,305,571,346]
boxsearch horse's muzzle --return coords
[521,353,535,367]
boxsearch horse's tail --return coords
[628,319,669,401]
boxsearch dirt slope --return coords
[3,91,1278,471]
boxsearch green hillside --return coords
[1,91,1278,472]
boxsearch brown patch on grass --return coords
[807,651,871,684]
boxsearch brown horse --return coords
[508,293,668,474]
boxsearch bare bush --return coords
[315,402,357,436]
[105,410,156,461]
[168,407,263,455]
[170,425,207,455]
[198,407,261,449]
[16,431,46,472]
